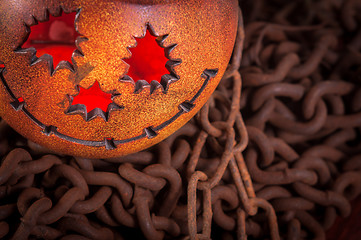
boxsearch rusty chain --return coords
[0,0,361,239]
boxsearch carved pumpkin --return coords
[0,0,238,158]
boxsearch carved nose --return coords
[67,81,123,122]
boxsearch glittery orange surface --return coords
[0,0,239,158]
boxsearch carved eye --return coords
[21,11,79,67]
[125,28,169,84]
[121,25,182,94]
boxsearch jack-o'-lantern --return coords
[0,0,239,158]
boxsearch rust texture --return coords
[0,0,238,158]
[0,0,360,239]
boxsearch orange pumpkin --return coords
[0,0,239,158]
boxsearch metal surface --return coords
[0,0,238,158]
[0,0,360,239]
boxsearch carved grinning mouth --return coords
[0,67,218,150]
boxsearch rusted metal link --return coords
[8,155,62,185]
[343,155,361,171]
[245,148,317,185]
[197,127,235,190]
[164,122,199,146]
[11,198,52,240]
[108,151,155,165]
[234,151,256,199]
[302,145,345,163]
[70,186,112,214]
[247,24,313,66]
[251,83,305,111]
[237,208,247,240]
[274,41,301,60]
[39,187,85,225]
[325,111,361,129]
[186,131,208,180]
[286,218,301,240]
[143,164,182,217]
[233,112,249,153]
[0,174,34,200]
[42,164,89,196]
[247,126,275,167]
[242,53,300,87]
[0,148,32,185]
[170,139,191,170]
[229,155,258,216]
[156,142,172,166]
[269,137,299,162]
[73,157,94,171]
[341,0,361,31]
[332,171,361,200]
[324,128,357,147]
[293,182,351,217]
[95,205,119,227]
[199,102,224,138]
[58,217,114,240]
[0,204,16,221]
[253,198,280,240]
[256,186,291,201]
[270,100,328,135]
[295,211,325,240]
[272,197,315,212]
[302,81,354,119]
[78,169,132,207]
[118,163,167,191]
[323,207,338,230]
[134,187,165,240]
[187,171,208,240]
[1,1,361,239]
[246,97,275,130]
[0,221,9,239]
[224,8,245,78]
[213,200,236,231]
[152,215,180,237]
[110,194,137,228]
[201,185,213,239]
[293,157,331,185]
[352,88,361,112]
[60,235,91,240]
[288,34,338,79]
[17,187,44,216]
[31,225,62,240]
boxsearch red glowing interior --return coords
[125,30,169,83]
[22,15,169,114]
[71,81,113,112]
[22,12,79,67]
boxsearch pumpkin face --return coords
[0,0,238,158]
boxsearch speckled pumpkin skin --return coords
[0,0,239,158]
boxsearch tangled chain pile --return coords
[240,0,361,239]
[0,0,360,239]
